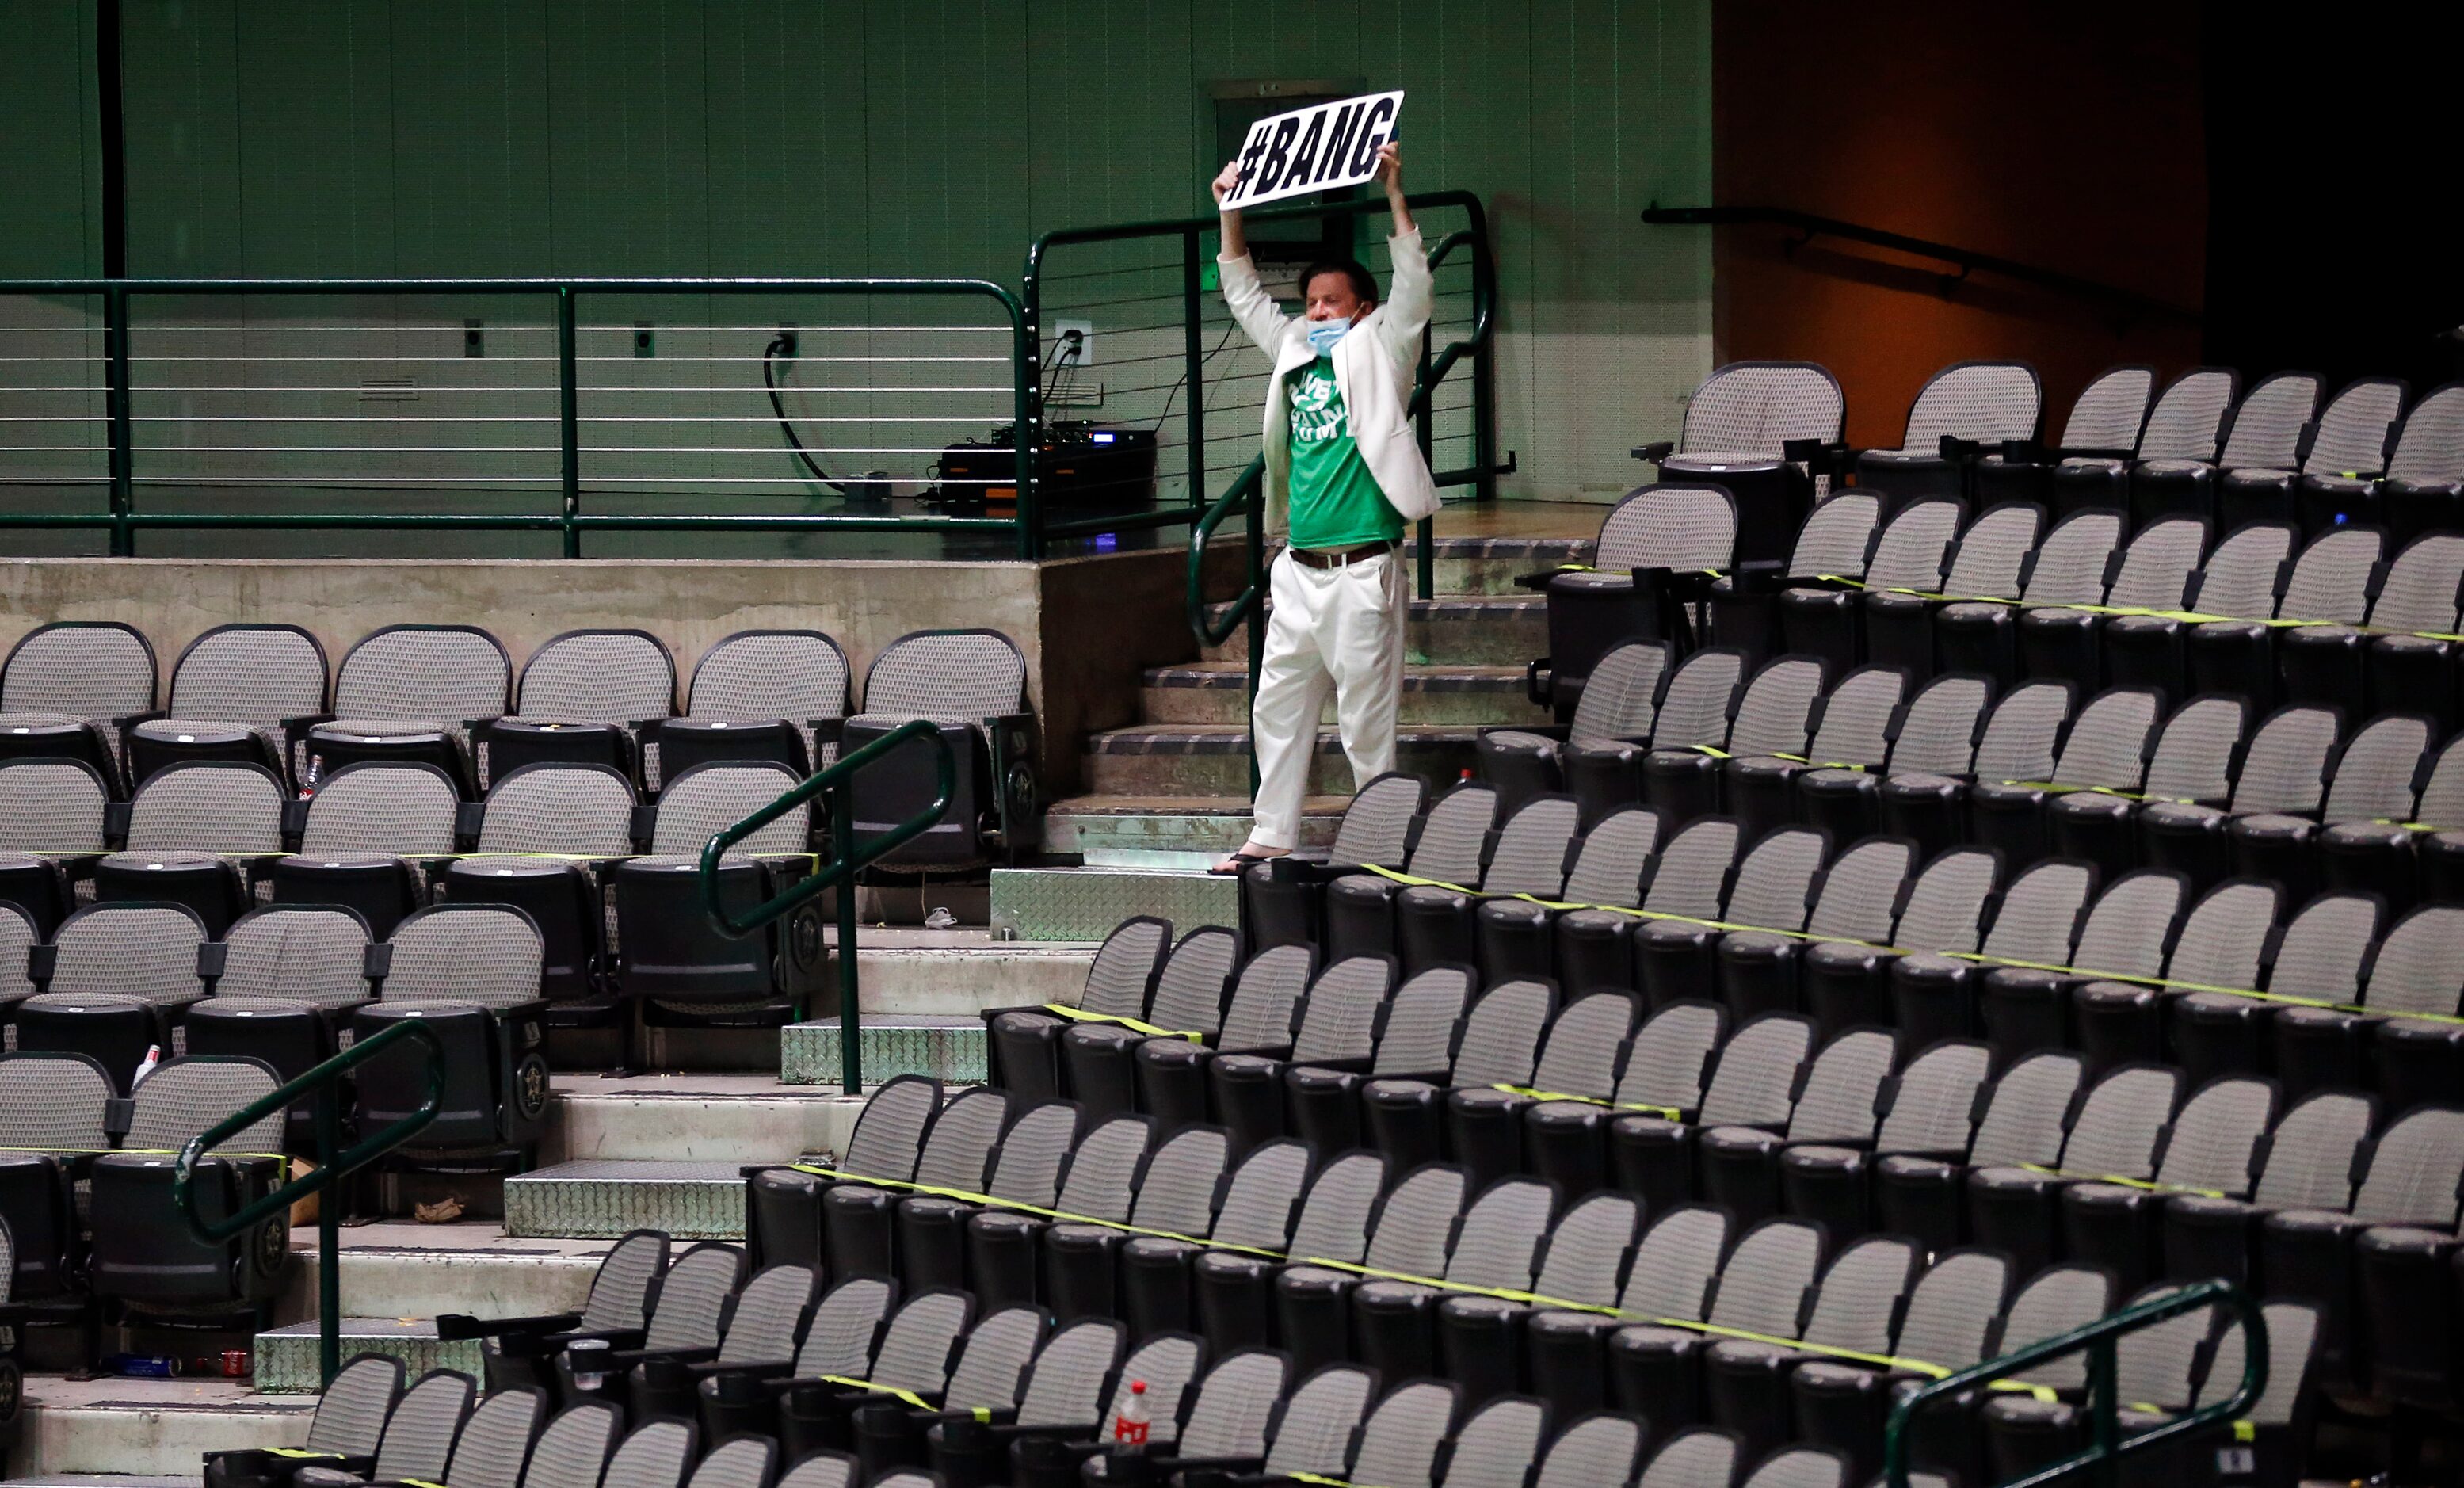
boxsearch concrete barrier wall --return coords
[0,546,1219,795]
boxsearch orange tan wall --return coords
[1711,2,2207,448]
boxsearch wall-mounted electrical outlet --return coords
[463,319,484,358]
[633,322,655,358]
[1049,319,1096,367]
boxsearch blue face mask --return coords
[1306,317,1352,357]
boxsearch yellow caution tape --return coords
[783,1165,2050,1398]
[815,1374,933,1410]
[267,1449,349,1460]
[1357,865,2464,1028]
[2234,1419,2256,1442]
[2014,1163,2226,1200]
[1808,574,2464,644]
[1489,1083,1680,1119]
[1040,1005,1204,1042]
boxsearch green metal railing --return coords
[1883,1279,2268,1488]
[697,717,957,1094]
[172,1017,447,1388]
[0,275,1038,558]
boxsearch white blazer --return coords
[1218,227,1443,542]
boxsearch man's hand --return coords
[1377,141,1413,235]
[1215,159,1247,259]
[1374,140,1402,196]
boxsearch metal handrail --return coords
[172,1017,448,1388]
[1187,457,1266,650]
[697,717,957,1093]
[1883,1279,2268,1488]
[1640,204,2202,327]
[0,274,1037,558]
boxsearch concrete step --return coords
[278,1223,606,1329]
[1413,536,1590,596]
[830,933,1097,1015]
[1200,595,1544,666]
[990,865,1238,943]
[13,1377,310,1475]
[1140,662,1545,727]
[546,1074,860,1164]
[253,1318,478,1396]
[781,1014,989,1085]
[504,1158,793,1241]
[1085,723,1480,797]
[1043,794,1344,867]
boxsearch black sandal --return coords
[1207,849,1283,876]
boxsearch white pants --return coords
[1247,547,1407,849]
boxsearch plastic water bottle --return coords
[132,1044,161,1089]
[1109,1379,1150,1449]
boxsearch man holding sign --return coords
[1208,129,1439,874]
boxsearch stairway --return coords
[1009,532,1585,937]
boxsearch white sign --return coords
[1221,91,1404,209]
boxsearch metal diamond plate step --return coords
[504,1158,795,1241]
[780,1015,989,1085]
[1043,796,1342,867]
[990,866,1238,943]
[254,1318,480,1395]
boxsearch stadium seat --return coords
[1860,502,2043,679]
[1240,773,1423,951]
[622,1261,818,1421]
[1207,956,1396,1158]
[894,1105,1083,1299]
[1801,845,1999,1036]
[202,1352,403,1488]
[1394,794,1580,974]
[1041,1122,1227,1324]
[1610,1013,1814,1210]
[1634,361,1844,563]
[1322,781,1495,961]
[124,623,326,788]
[1117,1136,1313,1340]
[1273,1163,1467,1375]
[1710,493,1882,667]
[1779,501,1961,676]
[1643,654,1828,829]
[1285,963,1476,1158]
[1524,998,1726,1206]
[646,630,852,789]
[1796,673,1996,853]
[1474,806,1661,986]
[831,1304,1048,1476]
[441,762,638,1012]
[2130,372,2317,531]
[17,900,209,1091]
[2016,517,2208,695]
[0,620,156,794]
[2059,1074,2279,1292]
[1450,991,1634,1192]
[350,902,552,1174]
[1788,1247,2010,1482]
[1604,1216,1825,1433]
[182,904,376,1147]
[1589,646,1746,826]
[269,760,460,937]
[2215,376,2401,536]
[1777,1037,1995,1242]
[1852,360,2043,516]
[1478,643,1671,822]
[1555,815,1739,1002]
[86,1055,291,1326]
[2043,694,2247,883]
[1633,824,1827,1011]
[1528,484,1738,723]
[91,758,286,934]
[1135,944,1317,1138]
[838,629,1039,870]
[475,629,677,791]
[1434,1190,1638,1405]
[2046,368,2234,518]
[1874,1047,2084,1255]
[294,624,513,799]
[2369,382,2464,543]
[1698,1026,1900,1224]
[1976,364,2153,513]
[1705,1233,1920,1463]
[1002,1330,1201,1488]
[919,1317,1122,1486]
[2280,532,2464,732]
[1966,685,2163,871]
[1042,925,1238,1120]
[0,1051,116,1308]
[1360,976,1554,1171]
[1934,508,2123,687]
[612,760,824,1037]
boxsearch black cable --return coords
[1150,320,1242,434]
[762,334,864,498]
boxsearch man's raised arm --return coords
[1375,142,1431,348]
[1214,160,1293,356]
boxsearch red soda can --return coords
[221,1349,250,1377]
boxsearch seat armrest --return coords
[434,1310,585,1342]
[1631,441,1675,464]
[604,1343,719,1372]
[685,1356,794,1382]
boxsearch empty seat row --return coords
[0,620,1038,871]
[0,755,828,1040]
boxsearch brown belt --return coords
[1287,540,1400,570]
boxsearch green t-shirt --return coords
[1286,355,1402,550]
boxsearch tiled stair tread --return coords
[1046,794,1347,817]
[7,1478,208,1486]
[1415,535,1589,557]
[1203,595,1543,621]
[261,1316,441,1340]
[1146,662,1526,689]
[1089,724,1483,753]
[514,1158,801,1181]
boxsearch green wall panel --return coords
[0,1,101,277]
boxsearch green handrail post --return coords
[1182,227,1207,518]
[103,282,132,556]
[1882,1278,2268,1488]
[696,717,957,1096]
[172,1016,447,1388]
[557,285,581,559]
